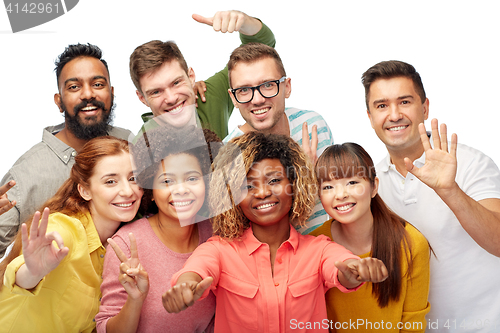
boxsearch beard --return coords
[61,98,116,140]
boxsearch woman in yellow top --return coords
[310,143,431,333]
[0,137,143,333]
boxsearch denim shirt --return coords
[0,123,131,257]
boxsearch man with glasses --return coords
[224,42,333,234]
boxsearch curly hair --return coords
[131,125,222,216]
[210,132,316,240]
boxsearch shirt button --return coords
[71,151,76,157]
[275,282,279,287]
[277,258,282,264]
[100,254,104,258]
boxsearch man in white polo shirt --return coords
[362,60,500,332]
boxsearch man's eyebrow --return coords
[64,77,80,86]
[63,75,108,87]
[372,98,388,106]
[372,95,415,106]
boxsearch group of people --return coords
[0,9,499,333]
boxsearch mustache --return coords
[74,99,107,114]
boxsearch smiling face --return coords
[239,158,293,229]
[152,153,205,226]
[320,176,378,226]
[54,56,114,140]
[367,76,429,158]
[229,57,291,134]
[137,60,197,127]
[78,152,143,227]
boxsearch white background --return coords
[1,0,499,179]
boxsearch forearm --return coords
[437,184,500,256]
[175,271,202,286]
[15,263,44,290]
[105,297,144,333]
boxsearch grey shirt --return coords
[0,123,132,257]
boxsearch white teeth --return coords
[388,126,407,131]
[171,201,193,207]
[168,104,182,113]
[81,106,97,111]
[252,108,269,115]
[256,203,276,210]
[336,203,354,211]
[114,203,133,208]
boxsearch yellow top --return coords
[0,212,105,333]
[310,219,430,332]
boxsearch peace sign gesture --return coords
[108,233,149,301]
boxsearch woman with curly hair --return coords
[96,125,221,333]
[162,132,389,333]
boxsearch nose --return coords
[252,88,266,105]
[334,185,348,200]
[171,182,189,196]
[120,181,134,197]
[162,89,177,106]
[388,104,403,122]
[254,184,271,199]
[80,83,95,101]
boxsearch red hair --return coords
[0,136,130,287]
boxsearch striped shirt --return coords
[223,107,333,234]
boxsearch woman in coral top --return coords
[310,143,431,332]
[0,137,143,333]
[163,132,389,333]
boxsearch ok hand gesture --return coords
[17,207,69,289]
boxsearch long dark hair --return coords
[0,137,130,287]
[316,142,411,308]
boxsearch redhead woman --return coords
[0,136,143,333]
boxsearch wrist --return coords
[15,264,44,290]
[240,17,262,36]
[435,181,461,200]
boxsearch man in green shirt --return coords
[130,10,276,140]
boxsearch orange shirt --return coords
[172,224,360,333]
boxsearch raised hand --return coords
[108,233,149,301]
[162,276,213,313]
[404,119,458,194]
[336,257,388,288]
[192,10,262,36]
[301,122,318,165]
[194,80,207,106]
[17,207,69,289]
[0,180,16,215]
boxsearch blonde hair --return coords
[209,132,316,240]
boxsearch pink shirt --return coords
[96,218,215,333]
[172,225,360,333]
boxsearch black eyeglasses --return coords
[230,76,286,104]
